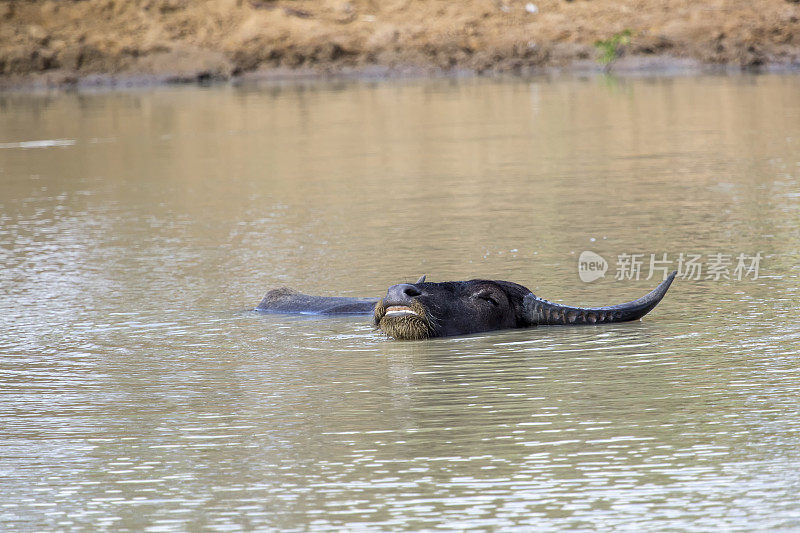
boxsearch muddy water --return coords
[1,75,799,531]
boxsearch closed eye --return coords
[474,292,499,306]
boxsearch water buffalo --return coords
[256,272,676,340]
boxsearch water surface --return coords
[1,74,800,531]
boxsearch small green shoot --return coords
[594,29,632,70]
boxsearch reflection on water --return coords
[1,74,800,531]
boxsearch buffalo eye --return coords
[474,291,500,306]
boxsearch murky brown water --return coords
[2,74,800,531]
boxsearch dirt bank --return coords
[1,0,799,88]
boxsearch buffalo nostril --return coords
[403,287,421,298]
[386,283,423,302]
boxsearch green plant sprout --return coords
[594,29,632,70]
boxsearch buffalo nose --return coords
[386,283,422,303]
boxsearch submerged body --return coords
[256,272,676,340]
[256,287,378,315]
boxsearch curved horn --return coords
[416,274,426,284]
[524,271,676,325]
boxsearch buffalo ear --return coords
[415,274,426,284]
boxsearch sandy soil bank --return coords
[1,0,799,88]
